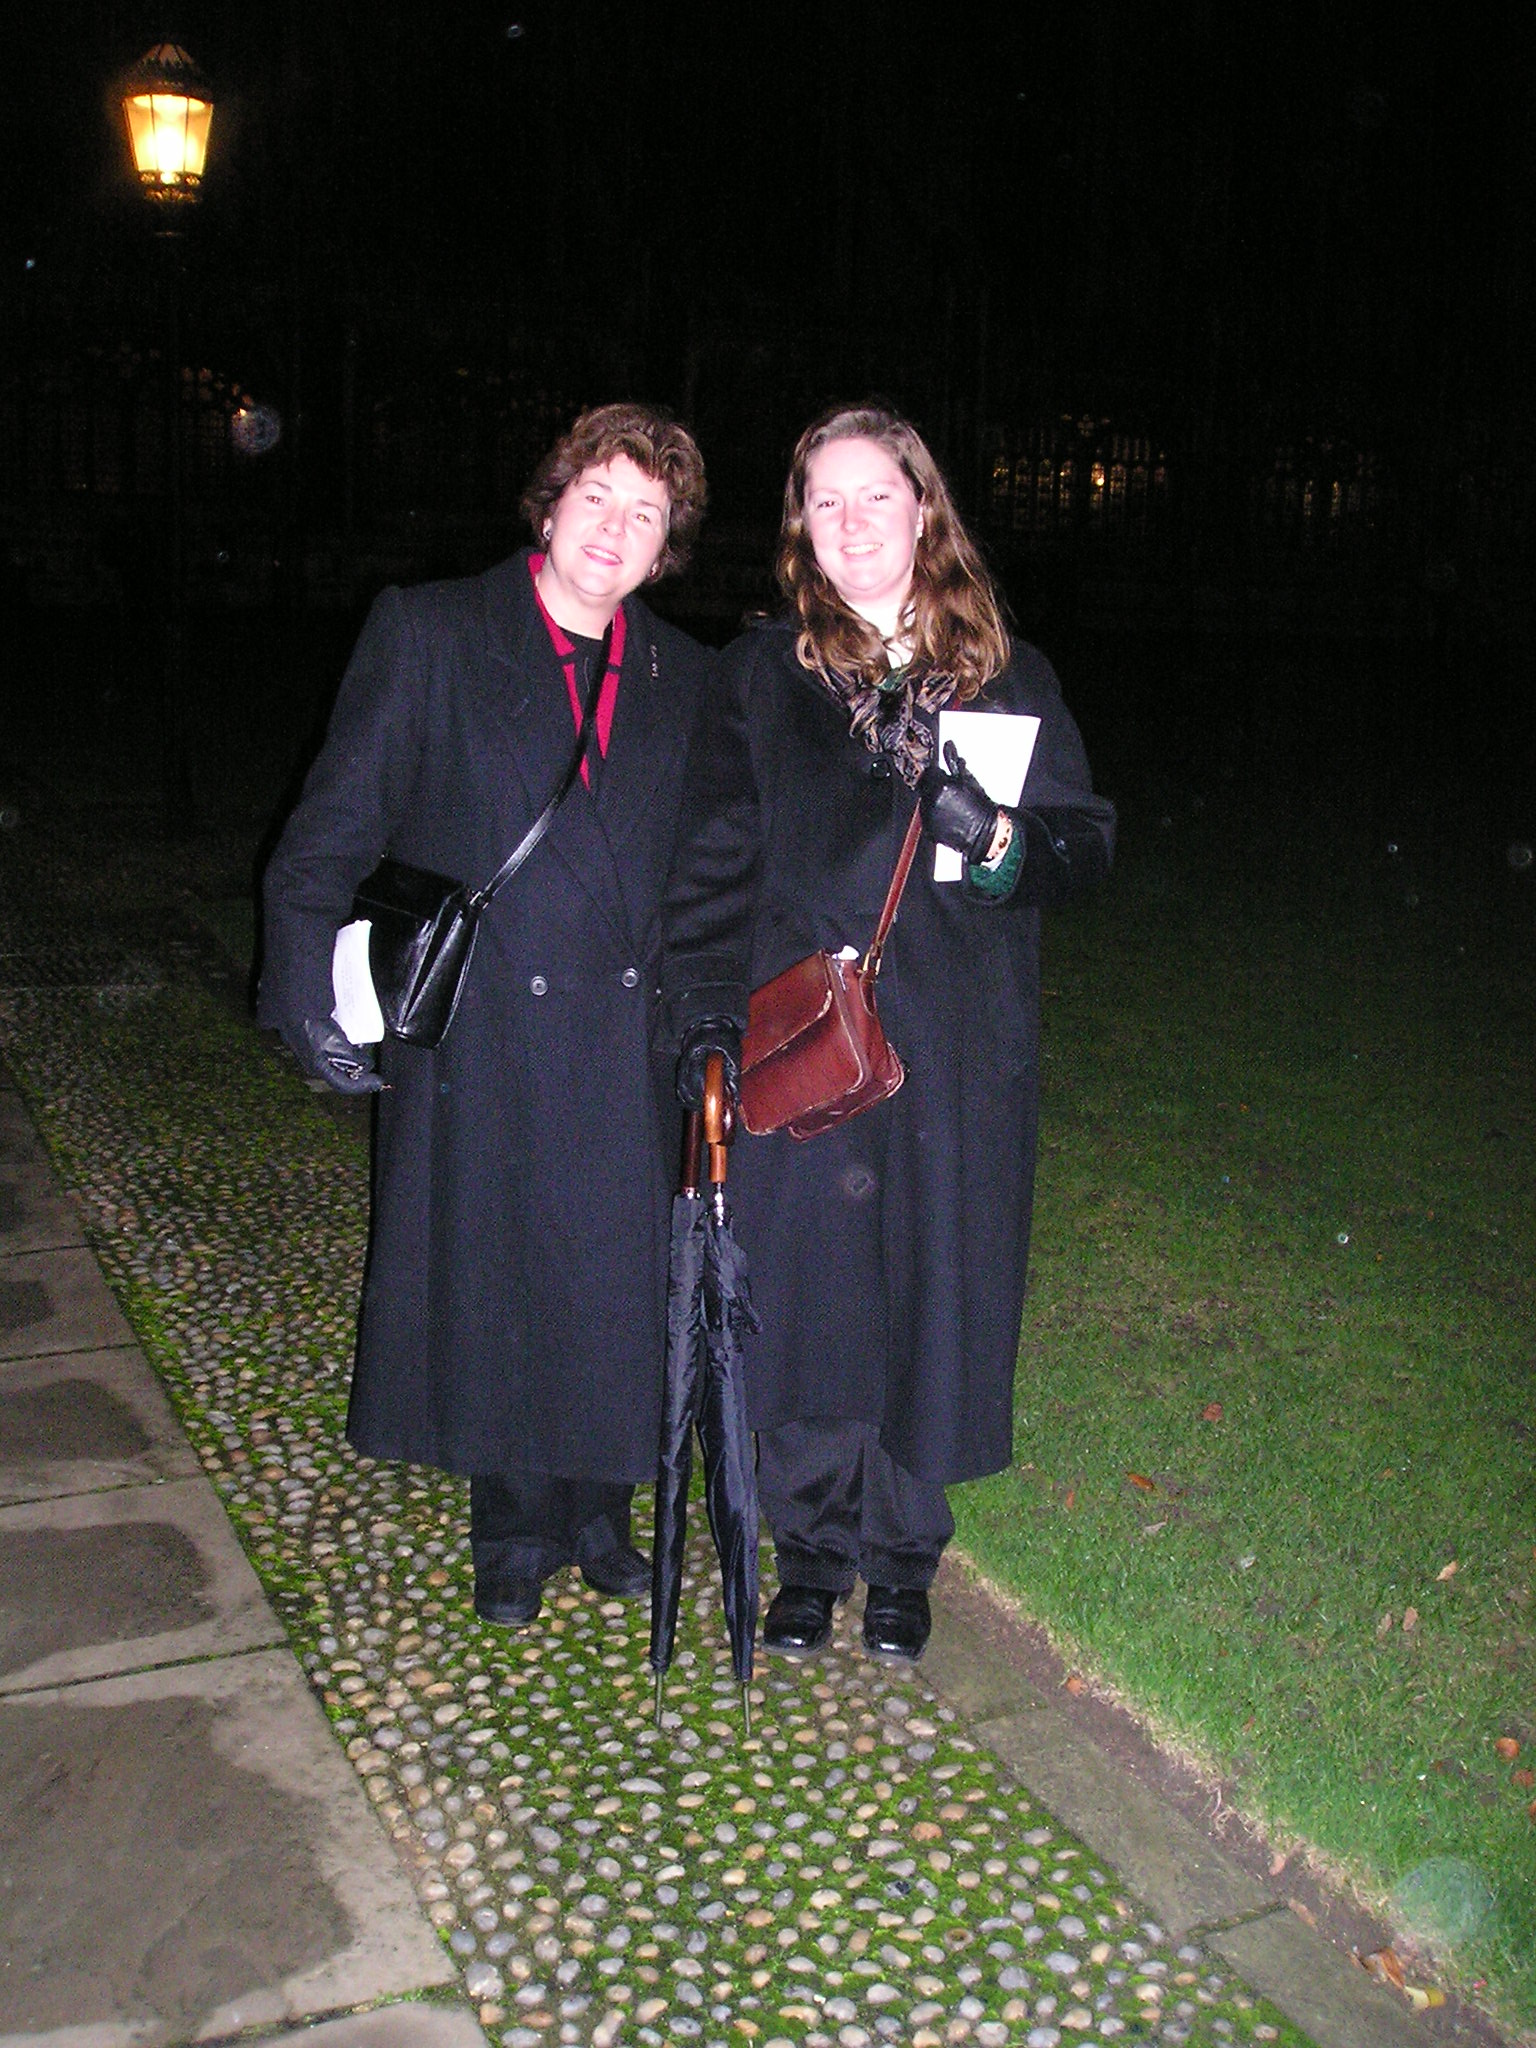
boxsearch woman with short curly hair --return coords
[261,401,713,1629]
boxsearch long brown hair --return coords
[777,404,1009,702]
[522,402,707,578]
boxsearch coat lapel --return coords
[591,605,678,849]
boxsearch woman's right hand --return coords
[676,1017,742,1110]
[917,742,1001,866]
[283,1015,386,1094]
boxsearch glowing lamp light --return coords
[121,44,214,203]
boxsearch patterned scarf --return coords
[829,661,957,787]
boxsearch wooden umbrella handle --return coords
[703,1051,733,1186]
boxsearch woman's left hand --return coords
[917,742,1001,865]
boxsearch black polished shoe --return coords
[762,1583,838,1655]
[862,1585,931,1662]
[474,1575,543,1627]
[580,1543,651,1599]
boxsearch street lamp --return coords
[117,41,215,835]
[120,43,214,208]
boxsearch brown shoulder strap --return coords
[862,807,925,979]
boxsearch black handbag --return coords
[350,656,606,1049]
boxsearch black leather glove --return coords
[676,1017,742,1111]
[284,1016,386,1095]
[917,741,1002,867]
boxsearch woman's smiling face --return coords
[537,454,670,635]
[801,436,923,632]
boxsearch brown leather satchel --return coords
[739,810,924,1141]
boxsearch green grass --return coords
[953,797,1536,2035]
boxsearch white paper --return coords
[932,711,1041,880]
[331,918,385,1046]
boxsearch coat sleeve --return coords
[257,586,429,1033]
[962,644,1116,912]
[659,633,767,1044]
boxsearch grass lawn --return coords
[953,787,1536,2037]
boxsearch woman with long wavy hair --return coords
[662,403,1115,1663]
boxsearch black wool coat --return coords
[259,551,713,1483]
[661,621,1114,1486]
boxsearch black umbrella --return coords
[650,1053,762,1730]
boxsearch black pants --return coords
[469,1471,634,1588]
[757,1419,954,1594]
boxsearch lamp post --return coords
[118,42,215,836]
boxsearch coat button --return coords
[621,966,640,989]
[529,974,548,996]
[868,756,892,779]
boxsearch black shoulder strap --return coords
[469,625,610,909]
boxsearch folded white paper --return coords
[932,711,1041,880]
[331,918,385,1045]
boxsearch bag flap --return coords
[353,857,466,924]
[743,952,838,1068]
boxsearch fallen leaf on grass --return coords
[1494,1735,1520,1761]
[1065,1674,1085,1695]
[1528,1799,1536,1823]
[1436,1559,1459,1581]
[1063,1486,1077,1511]
[1512,1768,1534,1790]
[1288,1898,1317,1928]
[1268,1852,1287,1876]
[1406,1986,1447,2011]
[1142,1520,1168,1536]
[1375,1612,1394,1638]
[1402,1606,1419,1631]
[1201,1402,1224,1422]
[1127,1472,1157,1491]
[1359,1947,1405,1989]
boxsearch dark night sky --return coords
[6,1,1531,532]
[3,3,1530,817]
[15,6,1529,368]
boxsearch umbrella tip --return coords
[741,1682,752,1737]
[654,1668,665,1729]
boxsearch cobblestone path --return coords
[0,900,1312,2048]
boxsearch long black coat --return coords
[259,551,713,1483]
[661,621,1114,1486]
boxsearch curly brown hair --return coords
[521,402,708,578]
[777,404,1009,702]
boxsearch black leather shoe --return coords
[763,1583,838,1655]
[862,1585,931,1662]
[474,1576,543,1627]
[580,1543,651,1599]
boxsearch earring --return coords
[543,525,552,544]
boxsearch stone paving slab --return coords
[0,1081,43,1153]
[0,1649,459,2046]
[0,1474,284,1692]
[0,1084,88,1254]
[0,1345,201,1503]
[0,1246,134,1360]
[971,1701,1273,1943]
[1211,1917,1424,2048]
[922,1565,1272,1939]
[0,1157,88,1254]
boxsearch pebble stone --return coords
[0,836,1318,2048]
